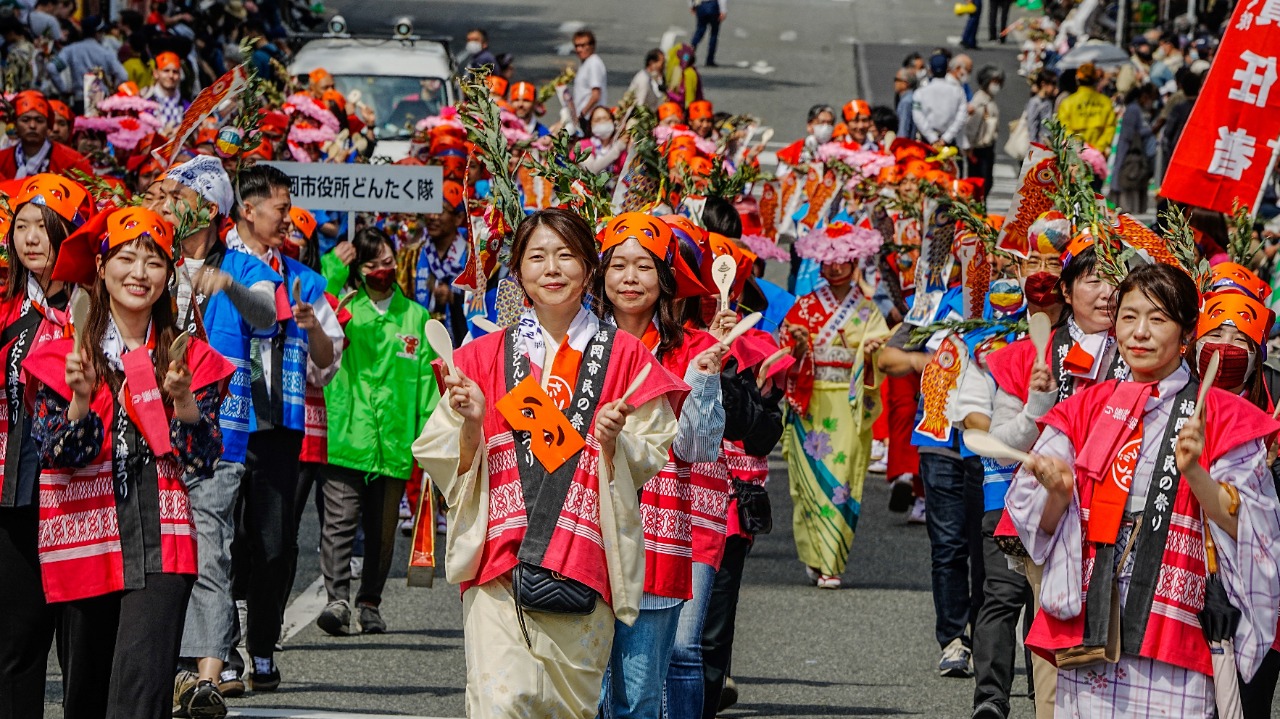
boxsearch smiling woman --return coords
[20,205,232,719]
[1007,263,1280,719]
[412,207,688,719]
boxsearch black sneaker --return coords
[248,656,281,692]
[217,668,245,698]
[359,603,387,634]
[187,680,229,719]
[889,475,915,513]
[972,700,1007,719]
[717,675,738,711]
[317,600,350,636]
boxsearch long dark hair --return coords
[5,203,72,300]
[594,245,685,358]
[510,208,600,303]
[84,237,178,395]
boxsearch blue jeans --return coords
[601,602,684,718]
[663,561,716,719]
[180,459,244,661]
[919,453,985,648]
[961,0,982,47]
[690,0,722,64]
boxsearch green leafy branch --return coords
[1161,204,1211,290]
[948,194,1016,264]
[522,128,612,228]
[458,68,525,237]
[908,317,1028,347]
[1228,199,1260,268]
[70,169,139,210]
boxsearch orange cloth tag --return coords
[495,375,587,474]
[1086,417,1141,544]
[1063,342,1095,375]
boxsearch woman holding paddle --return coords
[412,207,687,719]
[1007,262,1280,718]
[24,206,232,719]
[592,211,728,718]
[0,173,91,718]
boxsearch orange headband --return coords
[1198,291,1274,346]
[688,100,714,121]
[289,207,317,239]
[441,180,466,213]
[155,52,181,70]
[842,99,870,121]
[15,173,90,225]
[48,100,71,121]
[601,212,674,260]
[309,68,332,86]
[54,207,174,286]
[1208,261,1272,301]
[485,76,509,97]
[509,81,536,102]
[658,102,684,122]
[12,91,49,119]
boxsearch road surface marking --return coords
[281,576,328,643]
[230,711,462,719]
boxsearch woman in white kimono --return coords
[412,208,686,719]
[1008,262,1280,718]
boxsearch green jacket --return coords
[324,286,440,480]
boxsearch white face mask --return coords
[989,82,1002,95]
[466,41,483,55]
[592,122,615,140]
[956,70,970,85]
[811,123,834,144]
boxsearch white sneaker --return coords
[908,497,927,525]
[939,637,974,677]
[817,574,841,589]
[398,494,412,520]
[868,456,888,474]
[350,556,364,579]
[436,511,447,534]
[869,439,886,462]
[399,516,414,537]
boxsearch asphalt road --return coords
[39,1,1266,717]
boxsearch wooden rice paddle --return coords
[335,290,358,314]
[168,330,191,364]
[1192,350,1220,422]
[721,312,762,346]
[1029,312,1051,360]
[619,365,651,405]
[472,317,502,334]
[962,429,1032,465]
[424,319,455,378]
[70,292,90,354]
[757,347,791,389]
[712,255,737,312]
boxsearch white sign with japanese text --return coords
[263,162,444,214]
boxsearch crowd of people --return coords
[0,1,1278,719]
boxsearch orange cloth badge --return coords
[495,375,587,473]
[842,99,870,121]
[289,207,317,239]
[658,102,685,122]
[155,52,182,70]
[15,174,90,225]
[1197,291,1274,346]
[54,207,174,285]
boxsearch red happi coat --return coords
[300,292,349,464]
[23,337,233,603]
[642,328,720,600]
[0,292,69,505]
[1028,379,1279,675]
[455,327,687,608]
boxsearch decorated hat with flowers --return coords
[794,221,881,264]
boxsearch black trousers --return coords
[988,0,1012,40]
[232,427,303,659]
[972,510,1032,714]
[59,573,193,719]
[1241,648,1280,719]
[0,505,54,719]
[284,461,326,606]
[700,534,751,719]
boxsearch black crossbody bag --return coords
[733,480,773,535]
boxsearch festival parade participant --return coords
[0,174,88,718]
[413,208,688,718]
[781,222,890,589]
[1009,263,1280,718]
[26,206,233,719]
[594,211,727,719]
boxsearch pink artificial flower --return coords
[794,222,881,264]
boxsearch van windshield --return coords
[333,75,448,140]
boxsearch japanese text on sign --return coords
[261,162,443,213]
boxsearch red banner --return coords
[1160,1,1280,215]
[151,65,248,169]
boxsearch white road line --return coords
[281,575,328,643]
[229,706,460,711]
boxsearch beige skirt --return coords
[461,578,616,718]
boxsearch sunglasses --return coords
[574,42,593,48]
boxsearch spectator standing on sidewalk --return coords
[690,0,726,68]
[572,29,607,133]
